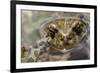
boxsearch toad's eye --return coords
[45,26,58,39]
[72,21,85,36]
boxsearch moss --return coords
[21,47,26,58]
[27,58,34,62]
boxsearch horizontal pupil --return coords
[48,27,58,39]
[72,24,83,35]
